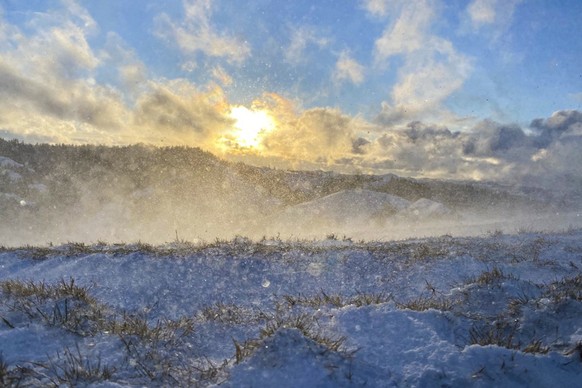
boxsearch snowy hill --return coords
[1,230,582,386]
[0,156,24,182]
[1,138,580,245]
[254,189,410,237]
[400,197,454,219]
[285,189,410,221]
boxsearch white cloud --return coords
[373,0,433,63]
[285,26,329,64]
[465,0,523,38]
[467,0,497,27]
[154,0,250,67]
[100,32,147,95]
[333,51,365,85]
[361,0,408,19]
[180,61,198,73]
[373,0,473,126]
[361,0,389,17]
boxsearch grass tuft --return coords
[200,302,268,325]
[544,275,582,302]
[282,291,392,309]
[45,344,115,386]
[410,243,449,261]
[469,321,519,350]
[468,267,516,285]
[396,295,455,312]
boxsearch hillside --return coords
[0,138,577,245]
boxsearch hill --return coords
[1,138,578,245]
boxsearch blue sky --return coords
[1,0,581,182]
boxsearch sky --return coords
[0,0,581,183]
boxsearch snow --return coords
[401,198,453,218]
[260,189,411,236]
[0,230,581,386]
[291,189,409,218]
[0,156,23,169]
[0,156,24,181]
[2,170,22,181]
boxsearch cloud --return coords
[373,0,433,61]
[154,0,251,67]
[285,25,329,64]
[0,4,128,136]
[530,110,582,148]
[0,2,237,148]
[463,119,528,155]
[0,1,580,189]
[534,137,582,174]
[5,15,99,82]
[212,65,233,86]
[362,122,470,177]
[352,137,371,154]
[372,110,582,182]
[372,0,473,127]
[133,81,232,145]
[376,41,472,126]
[467,0,496,27]
[465,0,523,38]
[257,101,365,165]
[0,58,128,131]
[333,51,365,85]
[361,0,391,18]
[100,32,148,95]
[346,111,581,182]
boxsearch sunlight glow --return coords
[228,106,276,149]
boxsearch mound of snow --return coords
[285,189,410,223]
[0,156,26,182]
[253,189,410,236]
[226,329,386,387]
[0,156,23,169]
[401,198,453,218]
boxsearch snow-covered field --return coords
[1,230,582,386]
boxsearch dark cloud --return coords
[403,121,457,143]
[352,137,371,154]
[0,61,123,130]
[530,110,582,148]
[368,111,582,184]
[134,85,231,137]
[463,119,528,155]
[0,62,68,118]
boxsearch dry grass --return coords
[396,295,455,312]
[45,344,115,386]
[282,291,392,309]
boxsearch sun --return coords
[228,106,276,149]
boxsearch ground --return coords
[1,230,581,386]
